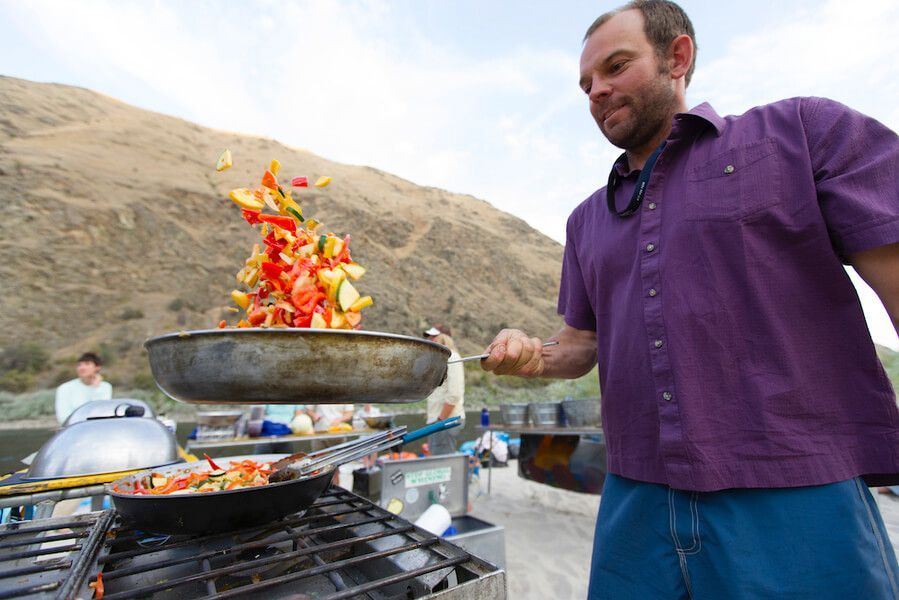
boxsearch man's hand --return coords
[481,329,547,377]
[481,325,598,379]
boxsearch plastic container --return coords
[414,503,452,536]
[480,408,490,427]
[528,402,561,427]
[499,403,528,426]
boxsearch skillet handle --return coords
[401,416,462,444]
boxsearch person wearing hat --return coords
[423,324,465,455]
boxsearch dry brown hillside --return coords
[0,75,563,388]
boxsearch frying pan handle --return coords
[401,416,462,444]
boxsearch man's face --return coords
[579,10,677,152]
[76,360,100,383]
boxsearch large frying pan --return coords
[145,328,450,404]
[107,418,461,534]
[107,454,333,534]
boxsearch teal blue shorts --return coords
[589,474,899,599]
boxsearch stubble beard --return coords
[600,74,677,153]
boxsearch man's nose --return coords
[588,76,612,103]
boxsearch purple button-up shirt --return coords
[558,98,899,491]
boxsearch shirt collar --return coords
[678,102,726,136]
[612,102,725,176]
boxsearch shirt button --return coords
[648,202,657,210]
[646,243,656,252]
[662,391,673,401]
[648,288,658,297]
[724,165,735,174]
[654,339,663,348]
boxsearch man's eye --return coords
[610,61,626,73]
[582,85,591,95]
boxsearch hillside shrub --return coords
[0,370,34,393]
[119,308,144,320]
[0,343,49,373]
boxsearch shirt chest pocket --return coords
[683,138,781,221]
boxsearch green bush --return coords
[0,389,55,420]
[0,343,49,373]
[167,298,190,312]
[0,370,34,393]
[130,370,157,390]
[119,308,144,320]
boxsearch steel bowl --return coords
[62,399,155,427]
[145,328,451,405]
[25,416,180,480]
[363,415,395,429]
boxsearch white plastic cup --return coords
[414,503,452,536]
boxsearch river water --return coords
[0,410,496,476]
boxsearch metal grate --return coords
[84,487,498,599]
[0,510,114,599]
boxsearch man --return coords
[423,324,465,455]
[482,1,899,597]
[54,352,112,424]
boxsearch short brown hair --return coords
[77,352,102,366]
[584,0,697,87]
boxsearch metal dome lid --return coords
[62,399,155,427]
[25,415,179,480]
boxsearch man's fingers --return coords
[481,329,518,371]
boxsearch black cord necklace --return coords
[606,142,667,217]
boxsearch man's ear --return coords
[668,34,693,81]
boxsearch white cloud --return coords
[690,0,899,129]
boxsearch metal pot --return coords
[528,402,561,427]
[499,403,528,426]
[25,415,180,480]
[62,399,155,427]
[561,398,601,427]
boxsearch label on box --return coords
[404,467,452,488]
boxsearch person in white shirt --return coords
[313,404,355,432]
[423,325,465,455]
[54,352,112,425]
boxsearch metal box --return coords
[446,515,506,570]
[377,454,505,570]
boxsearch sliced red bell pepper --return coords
[258,214,297,233]
[293,312,313,328]
[260,261,286,282]
[261,170,278,190]
[291,176,308,187]
[204,453,222,471]
[262,232,288,253]
[241,208,262,225]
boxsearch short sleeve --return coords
[557,212,597,331]
[802,97,899,258]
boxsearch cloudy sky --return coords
[1,0,897,348]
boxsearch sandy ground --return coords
[466,459,600,600]
[456,464,899,600]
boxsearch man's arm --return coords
[481,324,597,378]
[849,241,899,335]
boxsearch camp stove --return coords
[0,486,505,599]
